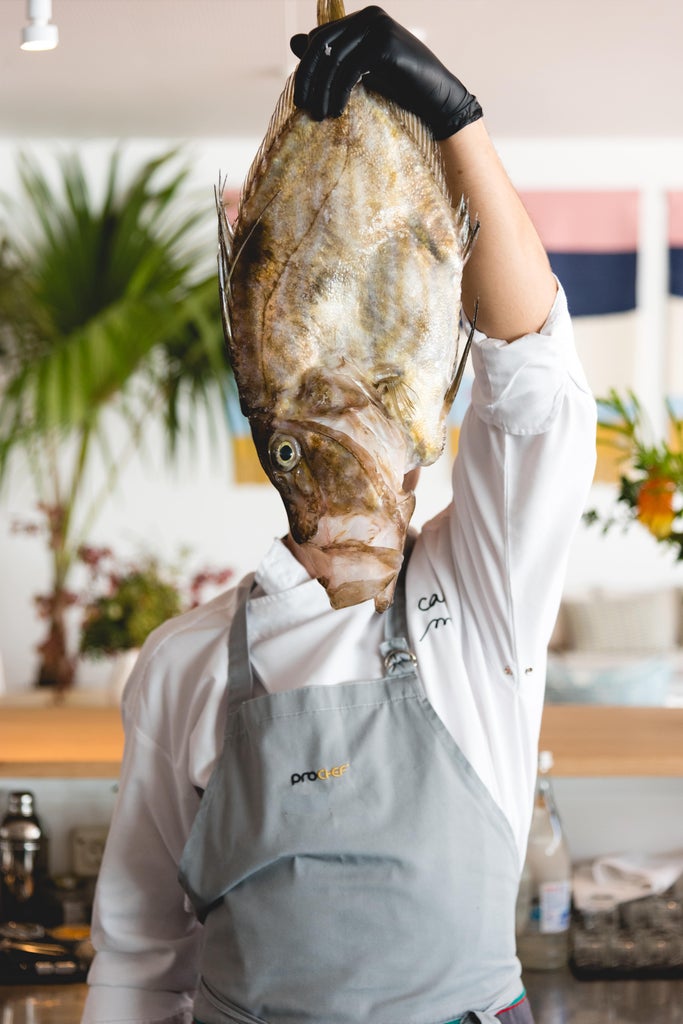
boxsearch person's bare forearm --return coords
[440,120,557,343]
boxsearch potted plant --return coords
[0,148,231,691]
[584,389,683,555]
[77,546,232,698]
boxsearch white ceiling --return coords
[1,0,682,141]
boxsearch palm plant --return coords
[0,148,231,690]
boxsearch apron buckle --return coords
[381,637,417,675]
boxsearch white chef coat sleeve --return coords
[81,629,205,1024]
[451,282,597,683]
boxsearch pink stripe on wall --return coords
[518,191,639,253]
[669,193,683,247]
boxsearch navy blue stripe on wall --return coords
[548,252,637,316]
[670,248,683,297]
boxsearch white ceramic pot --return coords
[107,648,140,703]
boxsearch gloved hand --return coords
[290,5,482,140]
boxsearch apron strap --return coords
[380,529,417,676]
[226,572,257,717]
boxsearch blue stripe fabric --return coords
[548,251,637,316]
[669,247,683,297]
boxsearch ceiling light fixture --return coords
[21,0,59,52]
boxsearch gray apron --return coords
[179,564,534,1024]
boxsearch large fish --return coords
[217,0,477,612]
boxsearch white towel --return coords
[573,850,683,910]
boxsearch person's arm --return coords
[439,122,557,342]
[82,640,204,1024]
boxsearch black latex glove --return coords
[290,5,482,140]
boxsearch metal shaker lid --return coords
[7,791,36,816]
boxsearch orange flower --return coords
[636,476,676,539]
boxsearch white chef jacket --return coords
[82,284,597,1024]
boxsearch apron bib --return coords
[179,567,531,1024]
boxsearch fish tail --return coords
[318,0,346,26]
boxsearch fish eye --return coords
[269,433,301,472]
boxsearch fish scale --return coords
[217,0,477,611]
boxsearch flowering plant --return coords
[78,546,232,657]
[584,389,683,557]
[13,509,233,677]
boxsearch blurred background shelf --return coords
[540,705,683,776]
[1,701,682,779]
[0,703,124,778]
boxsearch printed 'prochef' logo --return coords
[291,763,350,786]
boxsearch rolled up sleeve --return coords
[468,284,592,435]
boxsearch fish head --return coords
[250,371,416,611]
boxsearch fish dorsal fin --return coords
[239,72,297,210]
[240,1,346,209]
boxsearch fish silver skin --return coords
[218,0,477,612]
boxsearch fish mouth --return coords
[303,540,405,612]
[297,485,414,612]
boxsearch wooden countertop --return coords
[2,973,683,1024]
[1,700,683,778]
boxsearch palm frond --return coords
[0,146,231,484]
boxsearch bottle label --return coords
[538,880,571,934]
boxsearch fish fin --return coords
[215,176,234,347]
[239,1,345,211]
[318,0,346,25]
[445,299,479,410]
[240,74,296,211]
[381,99,480,264]
[375,374,417,423]
[241,0,346,210]
[456,194,480,265]
[216,177,280,353]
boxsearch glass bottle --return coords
[516,750,572,970]
[0,790,49,923]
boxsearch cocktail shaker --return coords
[0,791,48,923]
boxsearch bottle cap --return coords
[538,750,554,774]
